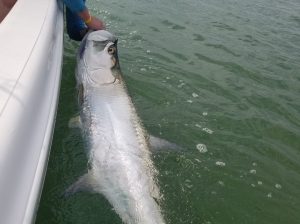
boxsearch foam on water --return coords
[215,161,226,167]
[196,144,208,153]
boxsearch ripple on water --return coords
[149,26,160,32]
[193,33,205,41]
[205,43,240,57]
[211,21,237,31]
[161,20,186,30]
[38,0,300,223]
[162,48,189,61]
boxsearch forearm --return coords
[64,0,105,31]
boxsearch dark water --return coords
[36,0,300,223]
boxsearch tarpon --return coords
[67,30,165,224]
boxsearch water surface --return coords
[37,0,300,223]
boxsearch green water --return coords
[36,0,300,223]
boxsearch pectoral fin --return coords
[148,135,182,151]
[64,172,95,197]
[68,116,82,129]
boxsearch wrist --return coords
[78,9,92,25]
[84,15,92,25]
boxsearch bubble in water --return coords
[204,166,210,171]
[187,99,193,103]
[267,192,272,198]
[140,68,146,72]
[146,50,151,53]
[196,144,207,153]
[204,221,212,224]
[252,162,257,166]
[178,83,185,88]
[251,184,256,188]
[194,158,201,163]
[275,184,282,189]
[218,180,224,186]
[192,93,199,98]
[249,169,256,174]
[130,30,137,35]
[202,127,214,134]
[257,181,263,185]
[195,124,202,128]
[216,161,226,167]
[203,112,208,116]
[184,179,193,189]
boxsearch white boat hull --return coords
[0,0,64,223]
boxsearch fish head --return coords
[79,30,122,85]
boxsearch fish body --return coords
[71,30,165,224]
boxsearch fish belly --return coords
[82,84,165,224]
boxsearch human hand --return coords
[86,16,106,30]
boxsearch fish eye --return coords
[108,46,116,55]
